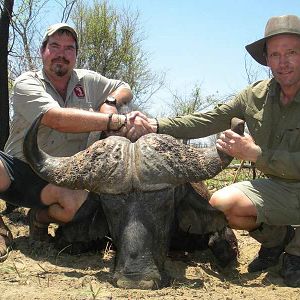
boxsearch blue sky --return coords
[48,1,300,115]
[109,1,300,114]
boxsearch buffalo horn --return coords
[23,114,244,194]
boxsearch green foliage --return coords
[205,168,243,191]
[168,83,220,117]
[72,0,161,109]
[205,160,264,191]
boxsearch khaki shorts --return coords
[232,178,300,225]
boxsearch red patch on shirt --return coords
[74,85,85,98]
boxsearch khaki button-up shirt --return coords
[159,78,300,182]
[5,69,130,161]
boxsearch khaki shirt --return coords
[159,78,300,182]
[5,69,130,161]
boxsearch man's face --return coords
[266,34,300,91]
[41,32,77,79]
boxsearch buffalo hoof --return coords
[208,227,239,268]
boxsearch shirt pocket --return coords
[281,125,300,152]
[245,106,263,134]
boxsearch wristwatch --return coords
[104,95,117,106]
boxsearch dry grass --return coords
[205,160,265,192]
[1,163,299,299]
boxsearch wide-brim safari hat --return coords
[42,23,78,50]
[245,15,300,66]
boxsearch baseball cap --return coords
[42,23,78,50]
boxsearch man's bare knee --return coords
[42,186,88,223]
[209,190,222,208]
[59,196,84,221]
[46,203,73,223]
[41,184,87,206]
[209,189,230,212]
[209,186,244,212]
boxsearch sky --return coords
[48,0,300,115]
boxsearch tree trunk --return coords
[0,0,14,150]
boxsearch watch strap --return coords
[105,95,117,106]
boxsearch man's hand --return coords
[216,130,262,162]
[99,102,118,115]
[125,111,157,142]
[104,126,128,138]
[99,102,123,137]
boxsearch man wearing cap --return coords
[0,23,138,259]
[127,15,300,287]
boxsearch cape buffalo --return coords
[23,114,244,289]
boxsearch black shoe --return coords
[281,253,300,287]
[247,226,295,273]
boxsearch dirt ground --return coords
[0,201,300,300]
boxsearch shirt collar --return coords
[39,69,82,86]
[267,78,280,98]
[268,78,300,103]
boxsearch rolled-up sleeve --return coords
[12,73,60,122]
[158,95,246,139]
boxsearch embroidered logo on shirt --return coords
[74,84,85,98]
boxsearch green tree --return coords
[168,83,220,117]
[9,0,77,78]
[72,0,164,110]
[166,84,221,145]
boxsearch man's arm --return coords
[99,85,133,115]
[42,107,127,133]
[122,98,245,142]
[97,85,133,137]
[110,85,133,107]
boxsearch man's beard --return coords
[51,57,70,77]
[52,64,68,77]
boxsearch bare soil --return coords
[0,200,299,300]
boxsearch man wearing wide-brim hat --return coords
[129,14,300,287]
[246,14,300,66]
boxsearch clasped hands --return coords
[106,111,157,142]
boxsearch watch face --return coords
[105,96,117,105]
